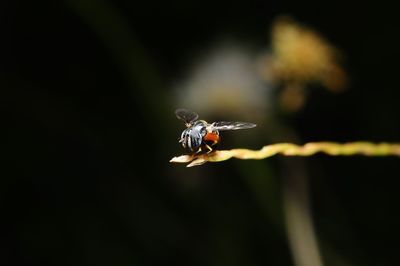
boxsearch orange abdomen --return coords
[203,132,220,145]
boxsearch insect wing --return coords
[212,121,257,131]
[175,108,199,125]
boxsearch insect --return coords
[175,108,256,153]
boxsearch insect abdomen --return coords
[203,132,220,146]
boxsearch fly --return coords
[175,108,256,153]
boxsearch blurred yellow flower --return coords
[268,16,347,92]
[257,16,348,112]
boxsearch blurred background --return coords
[2,1,400,265]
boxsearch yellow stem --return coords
[170,142,400,167]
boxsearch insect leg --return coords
[205,144,213,154]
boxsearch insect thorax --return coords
[180,120,208,151]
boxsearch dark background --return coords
[2,1,400,265]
